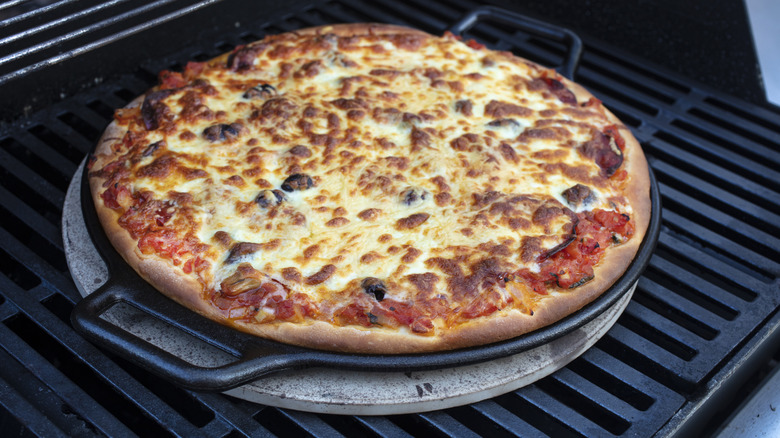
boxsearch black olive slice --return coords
[399,187,428,206]
[142,140,165,157]
[255,189,285,208]
[141,89,176,131]
[568,275,594,289]
[225,242,263,264]
[562,184,594,208]
[538,234,576,261]
[203,123,243,142]
[487,118,519,128]
[243,83,277,99]
[361,277,386,301]
[281,173,314,192]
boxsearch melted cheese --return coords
[102,30,633,316]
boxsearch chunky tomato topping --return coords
[158,70,188,89]
[100,184,131,209]
[603,124,626,151]
[461,289,502,319]
[514,209,632,292]
[465,39,486,50]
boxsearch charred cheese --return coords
[101,28,634,324]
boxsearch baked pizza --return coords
[88,23,651,354]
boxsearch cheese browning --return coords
[91,27,636,334]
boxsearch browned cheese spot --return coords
[357,208,381,221]
[212,231,233,248]
[427,256,504,300]
[455,99,473,116]
[303,244,320,259]
[137,155,176,179]
[360,252,381,264]
[520,236,543,263]
[450,133,480,152]
[406,272,439,294]
[281,267,302,283]
[326,217,349,227]
[484,100,531,118]
[396,213,430,230]
[498,142,519,162]
[434,192,451,206]
[305,264,336,285]
[288,145,312,158]
[224,175,246,187]
[410,127,432,152]
[402,247,422,263]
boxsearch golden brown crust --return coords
[88,23,652,354]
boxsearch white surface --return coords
[64,162,633,415]
[745,0,780,106]
[716,364,780,438]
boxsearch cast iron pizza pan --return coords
[70,7,658,390]
[71,157,661,391]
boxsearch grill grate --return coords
[1,0,779,436]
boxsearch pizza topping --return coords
[141,89,175,130]
[254,189,285,208]
[281,173,314,191]
[538,232,577,261]
[361,277,386,301]
[203,123,244,142]
[562,184,595,209]
[484,100,531,118]
[539,77,577,105]
[227,44,266,71]
[406,272,440,294]
[220,264,264,296]
[91,26,646,349]
[257,97,297,122]
[487,118,520,129]
[243,83,277,99]
[142,140,164,157]
[226,242,263,264]
[580,130,624,177]
[325,217,349,227]
[399,187,428,206]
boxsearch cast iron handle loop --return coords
[449,6,582,80]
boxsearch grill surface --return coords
[1,0,779,436]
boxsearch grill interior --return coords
[1,0,779,436]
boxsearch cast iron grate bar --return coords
[0,0,78,25]
[0,0,224,85]
[0,0,131,48]
[0,0,779,436]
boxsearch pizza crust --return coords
[88,23,652,354]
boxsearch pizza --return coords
[87,23,651,354]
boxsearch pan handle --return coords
[449,6,582,80]
[70,274,322,390]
